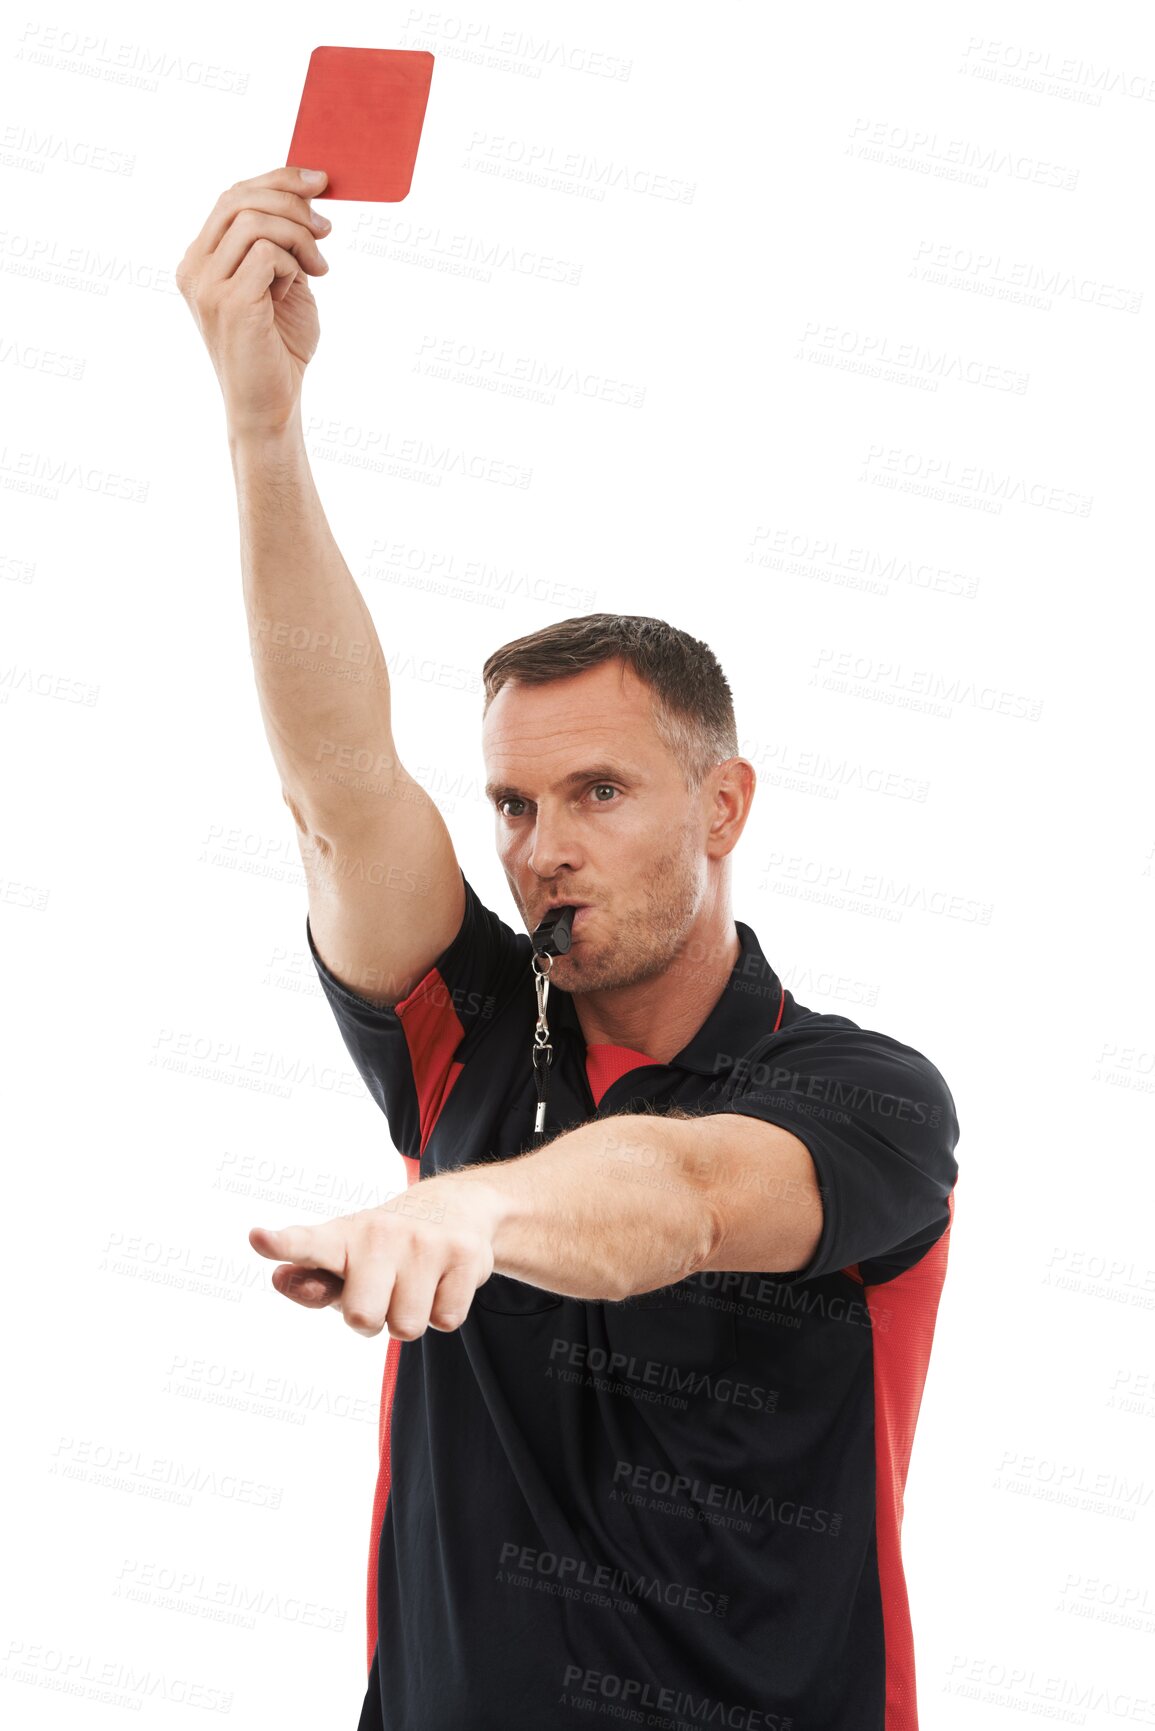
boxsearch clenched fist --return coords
[176,164,333,438]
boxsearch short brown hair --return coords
[481,613,739,792]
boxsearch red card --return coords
[286,47,434,202]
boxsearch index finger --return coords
[249,1217,345,1274]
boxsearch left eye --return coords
[591,785,617,802]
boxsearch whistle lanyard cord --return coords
[531,953,553,1140]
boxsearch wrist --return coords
[227,412,304,461]
[432,1168,525,1259]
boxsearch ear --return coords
[705,758,756,859]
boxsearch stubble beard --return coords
[549,828,704,997]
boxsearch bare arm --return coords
[249,1113,824,1330]
[230,417,465,1005]
[178,165,464,1007]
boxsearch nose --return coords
[526,800,583,881]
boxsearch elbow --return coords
[615,1202,722,1302]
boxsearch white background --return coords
[3,1,1153,1725]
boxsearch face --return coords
[481,658,750,994]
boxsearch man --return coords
[179,165,960,1731]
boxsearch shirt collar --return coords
[547,917,783,1081]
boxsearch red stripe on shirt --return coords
[364,961,470,1672]
[864,1186,956,1730]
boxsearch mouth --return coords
[535,902,592,942]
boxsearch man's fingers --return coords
[249,1221,346,1273]
[208,212,328,287]
[234,164,328,198]
[338,1265,486,1340]
[339,1235,406,1338]
[183,167,330,274]
[213,168,329,244]
[427,1264,485,1333]
[249,1207,491,1338]
[375,1259,446,1342]
[271,1263,344,1307]
[339,1225,469,1340]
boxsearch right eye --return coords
[497,797,528,818]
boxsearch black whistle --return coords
[531,904,577,957]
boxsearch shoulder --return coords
[724,1000,960,1152]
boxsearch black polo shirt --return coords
[305,869,960,1731]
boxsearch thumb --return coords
[271,1262,344,1308]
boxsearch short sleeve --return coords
[713,1023,960,1284]
[306,868,528,1158]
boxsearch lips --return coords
[534,903,592,941]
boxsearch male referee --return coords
[180,165,961,1731]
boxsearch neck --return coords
[574,919,741,1064]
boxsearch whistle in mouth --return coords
[531,904,577,957]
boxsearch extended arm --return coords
[249,1111,824,1334]
[454,1110,824,1301]
[178,163,466,1009]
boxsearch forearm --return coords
[253,1112,822,1335]
[443,1114,723,1303]
[229,408,401,837]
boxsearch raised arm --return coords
[178,164,465,1006]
